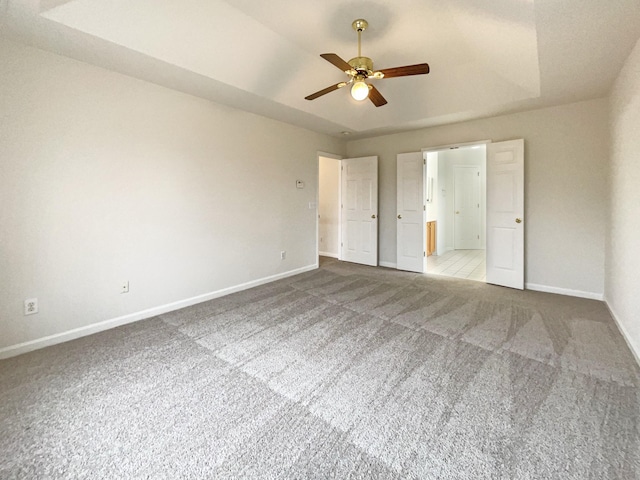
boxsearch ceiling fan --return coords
[305,19,430,107]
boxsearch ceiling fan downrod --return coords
[352,19,368,57]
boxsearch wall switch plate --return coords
[121,281,130,294]
[280,251,286,260]
[24,298,38,315]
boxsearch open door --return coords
[396,152,426,272]
[341,156,378,266]
[486,139,524,289]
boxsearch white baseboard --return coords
[525,283,604,301]
[0,264,318,360]
[319,251,339,259]
[379,261,397,269]
[605,300,640,367]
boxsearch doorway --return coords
[317,154,379,267]
[318,155,341,259]
[424,143,487,281]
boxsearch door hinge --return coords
[477,171,480,176]
[424,251,426,257]
[477,235,480,239]
[423,205,426,211]
[424,159,426,165]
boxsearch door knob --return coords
[397,214,402,219]
[371,214,376,219]
[515,218,522,224]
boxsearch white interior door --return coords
[453,166,481,249]
[486,139,524,289]
[396,152,425,273]
[341,156,378,266]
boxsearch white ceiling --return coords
[3,0,640,138]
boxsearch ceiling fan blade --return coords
[320,53,353,72]
[305,82,345,101]
[378,63,430,78]
[368,85,387,107]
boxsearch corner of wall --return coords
[605,298,640,367]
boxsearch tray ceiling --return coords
[3,0,640,138]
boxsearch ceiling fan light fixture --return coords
[351,79,369,101]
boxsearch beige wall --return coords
[347,98,609,298]
[0,38,345,355]
[607,37,640,361]
[2,34,631,359]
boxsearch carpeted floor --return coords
[1,257,639,479]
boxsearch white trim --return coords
[525,283,604,301]
[605,300,640,367]
[421,139,491,153]
[0,264,317,360]
[317,151,343,160]
[319,251,339,258]
[338,159,343,261]
[380,261,397,269]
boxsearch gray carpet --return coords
[1,257,639,479]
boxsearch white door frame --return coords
[317,152,343,263]
[422,140,492,153]
[420,139,490,268]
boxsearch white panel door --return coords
[487,139,524,289]
[453,166,481,249]
[341,156,378,266]
[396,152,425,273]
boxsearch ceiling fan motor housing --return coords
[348,56,374,77]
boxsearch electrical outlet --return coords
[280,251,286,260]
[24,298,38,316]
[121,281,130,294]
